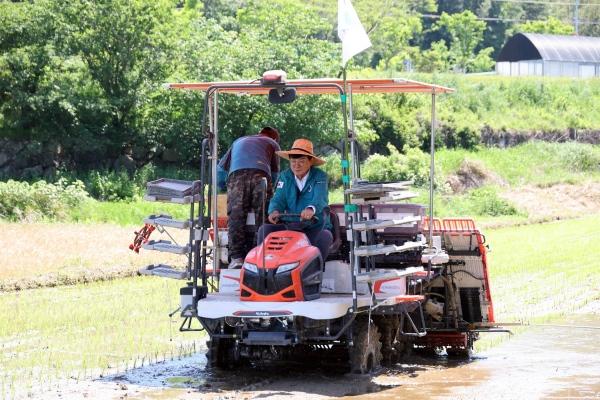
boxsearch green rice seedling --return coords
[475,215,600,351]
[0,277,202,391]
[485,215,600,323]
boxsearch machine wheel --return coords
[206,338,238,369]
[349,318,382,374]
[445,347,472,358]
[374,315,400,365]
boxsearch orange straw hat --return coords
[276,138,325,166]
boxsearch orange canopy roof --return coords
[164,78,454,95]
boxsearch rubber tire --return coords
[374,315,402,365]
[446,347,472,359]
[206,338,234,369]
[349,318,382,374]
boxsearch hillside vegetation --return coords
[2,141,598,225]
[2,0,600,179]
[418,74,600,137]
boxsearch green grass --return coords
[436,141,600,187]
[417,74,600,132]
[0,277,201,396]
[411,186,523,218]
[70,198,191,226]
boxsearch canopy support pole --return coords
[211,92,220,278]
[429,91,437,250]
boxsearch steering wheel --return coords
[275,213,317,231]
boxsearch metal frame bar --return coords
[428,92,437,250]
[193,82,347,307]
[179,316,205,332]
[399,302,427,337]
[211,92,220,279]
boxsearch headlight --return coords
[276,262,299,274]
[242,262,258,274]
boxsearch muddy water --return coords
[39,310,600,400]
[360,313,600,400]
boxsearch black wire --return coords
[447,270,484,281]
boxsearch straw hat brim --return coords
[276,149,325,166]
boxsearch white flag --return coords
[337,0,372,66]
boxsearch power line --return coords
[420,13,600,25]
[491,0,600,6]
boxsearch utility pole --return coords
[574,0,580,35]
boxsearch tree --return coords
[0,1,54,140]
[415,40,451,72]
[50,0,176,164]
[579,5,600,37]
[371,15,422,72]
[433,11,494,72]
[515,16,575,35]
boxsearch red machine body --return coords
[240,231,323,302]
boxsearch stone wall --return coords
[1,129,599,179]
[0,139,62,179]
[480,127,600,148]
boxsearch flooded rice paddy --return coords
[33,303,600,400]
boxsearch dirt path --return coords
[33,302,600,400]
[500,181,600,221]
[0,222,188,291]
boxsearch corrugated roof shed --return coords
[497,33,600,63]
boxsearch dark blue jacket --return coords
[218,135,280,182]
[268,167,331,231]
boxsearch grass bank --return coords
[437,141,600,187]
[412,73,600,133]
[1,141,599,226]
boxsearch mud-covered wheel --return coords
[206,338,236,369]
[445,347,472,358]
[349,318,382,374]
[374,315,400,365]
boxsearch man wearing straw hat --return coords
[258,138,333,262]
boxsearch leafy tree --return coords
[154,0,343,161]
[0,1,54,140]
[211,0,342,149]
[372,15,422,72]
[515,16,575,35]
[469,47,495,72]
[52,0,176,162]
[415,40,451,72]
[433,11,493,72]
[579,5,600,37]
[200,0,243,23]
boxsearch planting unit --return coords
[135,72,506,372]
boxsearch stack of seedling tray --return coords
[346,180,417,205]
[144,178,201,204]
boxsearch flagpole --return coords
[338,0,371,314]
[339,65,358,313]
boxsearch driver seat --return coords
[327,210,342,258]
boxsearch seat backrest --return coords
[328,209,342,256]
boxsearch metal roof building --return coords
[496,33,600,77]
